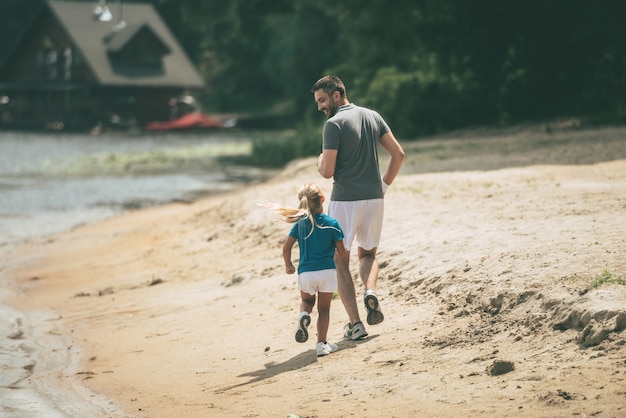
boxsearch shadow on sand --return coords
[215,335,379,393]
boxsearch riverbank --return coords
[3,123,626,417]
[0,130,274,416]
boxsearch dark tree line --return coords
[157,0,626,137]
[3,0,626,137]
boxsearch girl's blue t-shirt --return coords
[289,213,344,274]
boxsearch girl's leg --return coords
[296,291,316,343]
[300,290,316,314]
[316,292,333,343]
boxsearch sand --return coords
[3,122,626,417]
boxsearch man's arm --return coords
[317,148,338,179]
[379,131,405,186]
[335,238,347,257]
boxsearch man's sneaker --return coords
[316,342,339,357]
[364,289,384,325]
[295,312,311,343]
[343,321,368,341]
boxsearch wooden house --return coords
[0,0,206,130]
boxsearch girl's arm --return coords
[283,236,297,274]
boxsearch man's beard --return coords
[326,102,338,119]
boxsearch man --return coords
[312,75,405,340]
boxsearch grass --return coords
[249,125,320,168]
[41,142,253,176]
[590,268,626,288]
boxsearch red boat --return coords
[145,111,225,131]
[144,95,234,131]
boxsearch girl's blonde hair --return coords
[259,183,325,238]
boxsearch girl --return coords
[261,183,346,357]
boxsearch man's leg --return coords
[336,250,369,339]
[329,200,368,339]
[358,246,378,291]
[334,250,360,324]
[359,246,384,325]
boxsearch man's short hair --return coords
[311,75,346,98]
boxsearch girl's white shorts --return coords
[298,268,338,295]
[328,199,384,251]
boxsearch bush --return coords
[249,120,322,168]
[359,67,495,138]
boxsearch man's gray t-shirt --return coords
[322,103,390,201]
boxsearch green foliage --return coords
[42,142,251,176]
[360,67,485,136]
[0,0,46,63]
[5,0,626,138]
[590,269,626,289]
[249,120,321,168]
[249,135,296,168]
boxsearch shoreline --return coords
[0,224,128,416]
[3,125,626,417]
[0,130,279,416]
[0,299,126,417]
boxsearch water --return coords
[0,130,274,416]
[0,130,269,245]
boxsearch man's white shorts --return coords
[328,199,384,251]
[298,269,338,296]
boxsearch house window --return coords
[115,43,161,68]
[34,39,82,81]
[106,25,168,73]
[62,47,72,80]
[141,49,159,67]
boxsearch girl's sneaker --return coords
[295,312,311,343]
[316,342,339,357]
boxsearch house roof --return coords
[41,0,205,88]
[104,22,170,54]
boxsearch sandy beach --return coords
[3,122,626,417]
